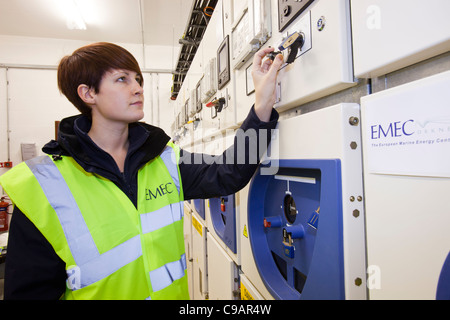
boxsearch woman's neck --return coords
[88,118,130,172]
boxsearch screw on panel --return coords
[353,209,360,218]
[354,278,362,286]
[349,117,359,126]
[350,142,358,149]
[317,16,326,31]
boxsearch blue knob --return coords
[283,225,305,239]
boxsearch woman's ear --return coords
[77,84,96,105]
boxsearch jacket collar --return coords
[43,114,171,175]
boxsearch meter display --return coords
[231,0,272,69]
[217,35,231,90]
[201,57,217,103]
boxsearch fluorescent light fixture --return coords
[58,0,87,30]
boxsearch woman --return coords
[0,42,283,299]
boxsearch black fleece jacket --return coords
[4,106,278,300]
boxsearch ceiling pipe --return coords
[138,0,146,68]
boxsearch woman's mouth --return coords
[131,101,143,107]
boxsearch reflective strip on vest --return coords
[26,156,101,265]
[25,148,184,294]
[160,146,180,194]
[26,156,143,289]
[140,201,183,234]
[149,253,187,292]
[66,235,142,290]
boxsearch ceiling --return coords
[0,0,194,47]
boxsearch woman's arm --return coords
[180,48,282,200]
[4,206,67,300]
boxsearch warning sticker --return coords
[192,216,202,236]
[243,224,248,238]
[240,282,254,300]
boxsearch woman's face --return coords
[90,69,144,124]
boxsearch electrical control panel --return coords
[245,103,366,300]
[183,99,189,125]
[217,35,231,90]
[351,0,450,78]
[183,204,194,298]
[248,159,344,299]
[172,0,450,301]
[193,199,205,220]
[188,89,196,117]
[201,57,218,103]
[209,194,237,253]
[203,131,241,265]
[278,0,315,31]
[271,0,355,111]
[177,99,187,129]
[279,11,312,64]
[207,232,240,299]
[361,71,450,299]
[240,273,265,300]
[191,214,208,299]
[195,80,202,114]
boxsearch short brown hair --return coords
[57,42,143,117]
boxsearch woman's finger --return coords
[252,47,275,72]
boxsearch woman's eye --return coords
[117,76,126,82]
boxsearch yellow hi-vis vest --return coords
[0,142,189,300]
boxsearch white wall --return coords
[0,35,178,191]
